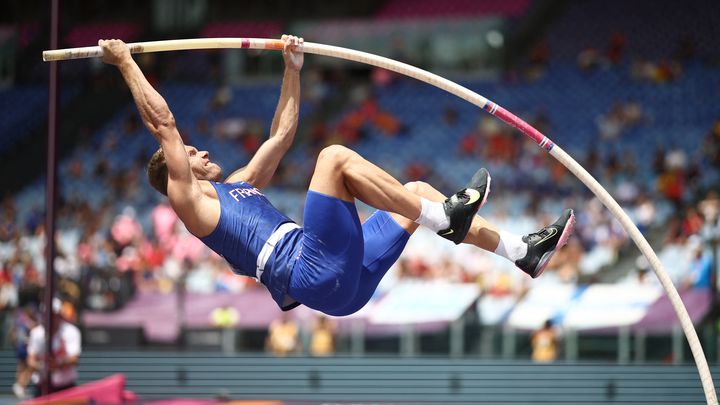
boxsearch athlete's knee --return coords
[319,144,352,163]
[318,144,359,172]
[403,181,424,193]
[404,180,446,202]
[404,181,431,195]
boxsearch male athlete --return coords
[99,36,575,314]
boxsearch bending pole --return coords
[42,38,719,404]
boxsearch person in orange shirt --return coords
[266,313,299,356]
[531,319,558,363]
[310,315,336,356]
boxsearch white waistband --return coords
[256,222,300,280]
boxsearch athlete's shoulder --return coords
[223,179,253,187]
[199,180,221,198]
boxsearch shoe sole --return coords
[531,210,576,278]
[479,173,491,210]
[444,169,492,244]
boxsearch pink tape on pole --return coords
[493,105,553,150]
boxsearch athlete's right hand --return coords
[281,34,303,72]
[99,39,131,66]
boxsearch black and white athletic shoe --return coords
[516,208,576,278]
[437,168,491,245]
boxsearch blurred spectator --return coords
[171,224,208,264]
[698,191,720,235]
[596,100,646,140]
[547,238,583,283]
[625,255,658,287]
[681,207,704,238]
[607,32,626,65]
[110,206,143,253]
[575,198,626,275]
[442,105,459,128]
[58,295,78,325]
[460,116,516,163]
[214,117,246,140]
[27,299,81,396]
[619,99,646,127]
[682,236,712,290]
[657,148,687,208]
[577,48,602,72]
[458,128,481,156]
[372,37,413,87]
[304,67,332,105]
[703,120,720,169]
[309,315,336,357]
[634,194,657,234]
[631,58,682,83]
[266,313,299,356]
[11,304,37,399]
[211,303,240,354]
[211,304,239,328]
[152,202,179,253]
[524,39,549,81]
[405,160,431,182]
[0,198,19,242]
[0,266,18,310]
[531,319,558,363]
[480,117,514,163]
[336,91,405,142]
[209,85,232,110]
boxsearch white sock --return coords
[494,230,528,262]
[414,198,449,232]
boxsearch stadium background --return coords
[1,0,720,403]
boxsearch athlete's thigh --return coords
[323,210,411,316]
[362,210,412,274]
[288,190,365,313]
[301,190,364,268]
[307,145,355,202]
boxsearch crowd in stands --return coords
[2,56,718,320]
[0,2,718,370]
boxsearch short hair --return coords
[147,147,168,196]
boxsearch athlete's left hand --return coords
[98,39,131,66]
[282,34,303,72]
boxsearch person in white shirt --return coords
[26,299,81,396]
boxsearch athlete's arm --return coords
[100,39,211,233]
[225,35,303,188]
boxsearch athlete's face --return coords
[185,145,223,182]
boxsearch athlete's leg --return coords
[307,145,490,242]
[327,181,486,316]
[308,144,422,221]
[324,209,411,316]
[325,180,575,316]
[289,144,418,314]
[290,146,438,315]
[388,181,501,251]
[390,181,576,278]
[288,190,364,314]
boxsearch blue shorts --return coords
[16,345,28,361]
[288,191,411,316]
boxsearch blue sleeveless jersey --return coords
[200,181,302,310]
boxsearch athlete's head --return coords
[147,145,223,196]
